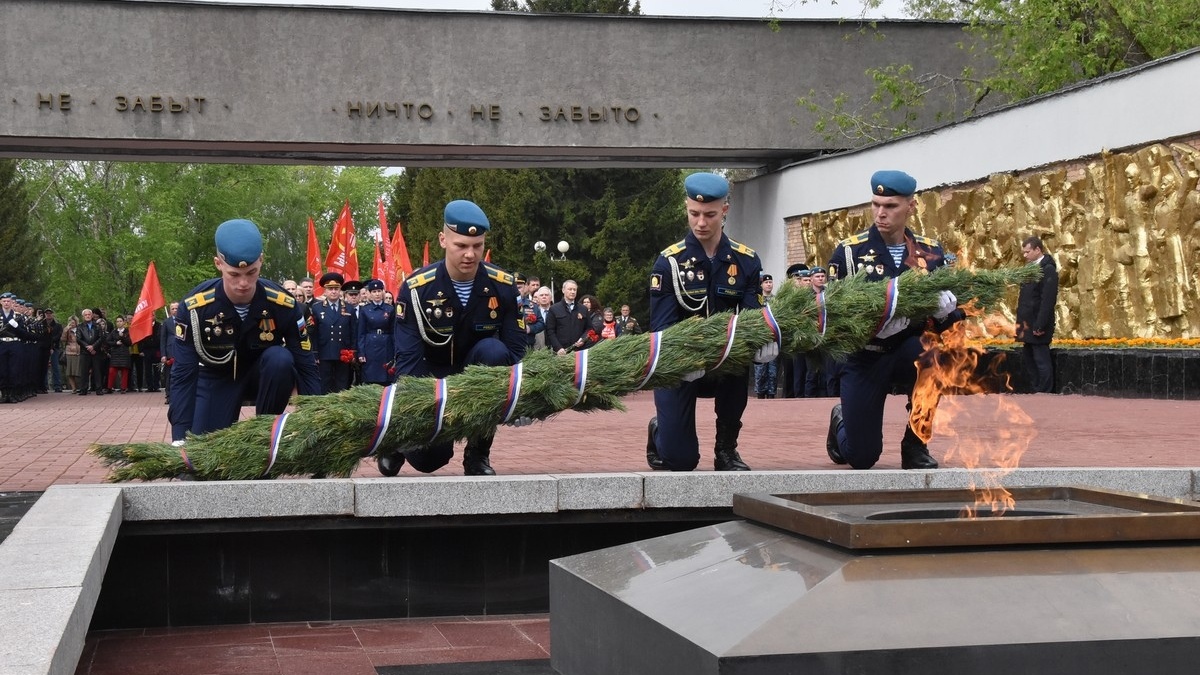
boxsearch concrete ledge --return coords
[642,470,929,508]
[928,467,1196,498]
[119,479,355,521]
[353,476,559,517]
[554,473,645,511]
[0,486,122,675]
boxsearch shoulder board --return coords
[405,269,437,290]
[728,239,756,257]
[839,230,871,246]
[660,240,687,257]
[914,234,941,248]
[264,287,296,309]
[183,290,216,310]
[484,264,514,286]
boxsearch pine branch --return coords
[91,265,1039,481]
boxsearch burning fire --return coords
[910,302,1037,518]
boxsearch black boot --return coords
[826,404,847,465]
[646,417,666,470]
[714,419,751,471]
[900,425,938,469]
[463,437,497,476]
[377,451,405,477]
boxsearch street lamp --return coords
[534,239,570,295]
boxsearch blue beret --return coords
[319,272,344,288]
[444,200,490,236]
[684,172,729,203]
[364,279,385,291]
[215,219,263,268]
[871,170,917,197]
[809,266,827,275]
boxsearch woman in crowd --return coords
[579,295,605,349]
[356,279,397,385]
[106,314,133,393]
[62,316,81,393]
[598,306,622,342]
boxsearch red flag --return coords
[422,240,430,267]
[306,217,322,280]
[375,198,395,289]
[129,261,165,344]
[484,249,492,263]
[371,239,385,284]
[324,201,359,280]
[390,220,414,294]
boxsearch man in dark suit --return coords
[544,280,588,354]
[1016,235,1058,393]
[160,302,178,404]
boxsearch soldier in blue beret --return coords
[0,291,37,403]
[645,172,772,472]
[168,219,320,446]
[356,278,396,385]
[377,199,526,477]
[823,170,964,470]
[311,271,356,393]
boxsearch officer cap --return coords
[319,272,344,289]
[684,172,729,203]
[0,292,12,299]
[443,200,490,236]
[514,272,527,285]
[761,274,773,282]
[870,170,917,197]
[44,308,54,314]
[364,279,385,292]
[785,263,809,278]
[214,219,263,268]
[809,266,827,275]
[342,280,364,294]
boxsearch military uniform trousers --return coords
[652,373,749,471]
[402,337,512,473]
[831,335,925,470]
[0,338,19,398]
[191,346,302,436]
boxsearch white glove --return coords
[681,369,706,382]
[933,290,957,320]
[875,316,911,339]
[505,416,534,427]
[753,342,780,364]
[171,439,186,447]
[7,318,16,328]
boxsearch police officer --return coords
[169,219,320,442]
[645,172,772,472]
[356,278,396,385]
[824,170,962,470]
[0,292,33,403]
[377,199,526,477]
[311,272,356,393]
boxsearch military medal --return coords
[697,271,705,281]
[213,326,223,336]
[687,270,695,281]
[727,263,738,284]
[488,296,499,319]
[445,308,453,318]
[434,308,443,319]
[258,314,276,342]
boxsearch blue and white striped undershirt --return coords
[451,279,473,307]
[887,243,906,269]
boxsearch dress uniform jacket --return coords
[311,299,356,360]
[168,278,319,439]
[394,261,525,378]
[648,230,763,470]
[357,301,396,384]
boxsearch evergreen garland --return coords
[91,266,1038,481]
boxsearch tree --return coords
[789,0,1200,145]
[0,160,39,300]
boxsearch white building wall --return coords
[729,49,1200,278]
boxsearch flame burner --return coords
[552,486,1200,675]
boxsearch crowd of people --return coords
[3,168,1047,478]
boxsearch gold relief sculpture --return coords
[794,141,1200,339]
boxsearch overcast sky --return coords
[187,0,911,19]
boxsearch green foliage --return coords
[491,0,641,13]
[19,161,391,317]
[0,160,40,299]
[793,0,1200,145]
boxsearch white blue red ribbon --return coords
[501,362,524,423]
[265,412,290,476]
[815,291,828,336]
[762,305,780,347]
[364,383,398,457]
[875,278,900,334]
[430,378,448,443]
[712,313,739,370]
[179,446,194,472]
[573,350,589,406]
[636,331,663,389]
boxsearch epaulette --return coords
[405,268,437,290]
[914,234,941,248]
[660,240,687,257]
[264,287,296,309]
[184,289,216,310]
[839,230,871,246]
[484,263,514,286]
[729,239,756,257]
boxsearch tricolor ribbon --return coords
[815,291,828,336]
[573,350,589,406]
[761,305,781,347]
[265,412,290,476]
[430,378,448,443]
[874,278,900,334]
[501,362,524,423]
[712,312,739,371]
[179,446,194,472]
[364,383,399,457]
[636,331,664,389]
